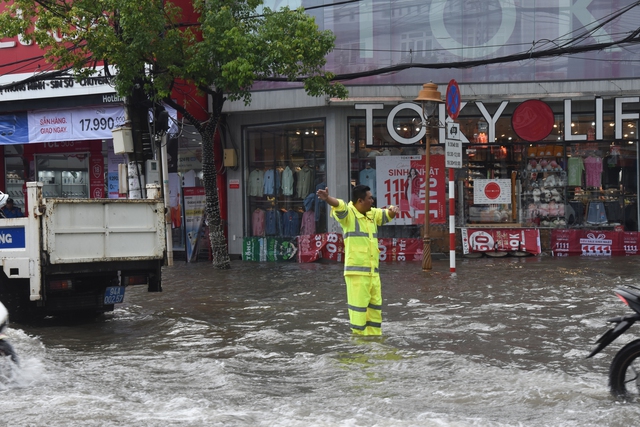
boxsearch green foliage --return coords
[0,0,347,105]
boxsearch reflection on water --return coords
[2,257,640,426]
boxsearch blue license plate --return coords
[104,286,125,304]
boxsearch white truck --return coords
[0,182,165,320]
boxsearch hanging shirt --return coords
[282,210,300,237]
[263,169,278,196]
[296,166,314,198]
[359,168,377,197]
[300,210,316,235]
[584,156,603,188]
[265,209,282,236]
[252,208,265,236]
[567,157,584,187]
[248,169,264,197]
[281,166,294,196]
[315,182,327,221]
[303,192,316,212]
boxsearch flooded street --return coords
[3,256,640,426]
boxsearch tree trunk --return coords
[201,92,231,269]
[201,119,230,269]
[166,91,231,269]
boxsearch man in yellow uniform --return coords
[316,185,400,336]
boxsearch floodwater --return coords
[2,256,640,426]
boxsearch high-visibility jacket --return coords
[331,200,393,276]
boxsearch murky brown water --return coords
[2,256,640,426]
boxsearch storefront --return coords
[210,0,640,260]
[0,103,126,212]
[222,90,640,260]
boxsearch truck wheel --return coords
[609,339,640,397]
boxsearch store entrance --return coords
[35,153,89,198]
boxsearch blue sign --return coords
[0,227,26,249]
[446,80,461,120]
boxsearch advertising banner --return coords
[551,229,640,257]
[107,140,126,199]
[183,187,206,262]
[243,237,298,262]
[375,154,446,225]
[27,105,125,144]
[461,228,541,255]
[297,233,344,263]
[297,233,423,263]
[89,154,104,198]
[474,179,512,205]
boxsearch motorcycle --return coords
[0,301,18,364]
[588,286,640,396]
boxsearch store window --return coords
[245,120,327,238]
[461,106,638,231]
[349,113,429,238]
[348,99,639,237]
[4,146,26,209]
[35,153,89,198]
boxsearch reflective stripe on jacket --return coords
[331,199,392,276]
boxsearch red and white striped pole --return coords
[449,168,456,274]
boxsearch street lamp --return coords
[414,82,443,271]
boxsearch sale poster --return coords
[474,179,512,204]
[551,229,640,256]
[27,105,125,143]
[375,155,446,225]
[183,187,206,262]
[461,228,541,255]
[297,233,422,263]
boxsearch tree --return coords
[0,0,347,269]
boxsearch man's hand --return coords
[316,187,330,201]
[316,187,339,207]
[388,205,400,218]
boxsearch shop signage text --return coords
[356,97,640,145]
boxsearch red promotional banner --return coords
[297,233,344,263]
[297,234,423,263]
[89,154,104,198]
[461,228,541,255]
[551,229,640,257]
[378,238,423,262]
[376,154,446,225]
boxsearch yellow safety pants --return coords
[345,275,382,336]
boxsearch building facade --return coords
[222,0,640,258]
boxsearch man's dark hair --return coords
[352,185,370,203]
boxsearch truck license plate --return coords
[104,286,125,304]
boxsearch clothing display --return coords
[282,209,300,237]
[300,210,315,235]
[281,166,294,196]
[252,208,265,236]
[567,157,584,187]
[296,165,315,198]
[248,169,264,197]
[265,209,282,236]
[359,166,377,197]
[263,169,281,196]
[586,201,607,224]
[584,155,603,187]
